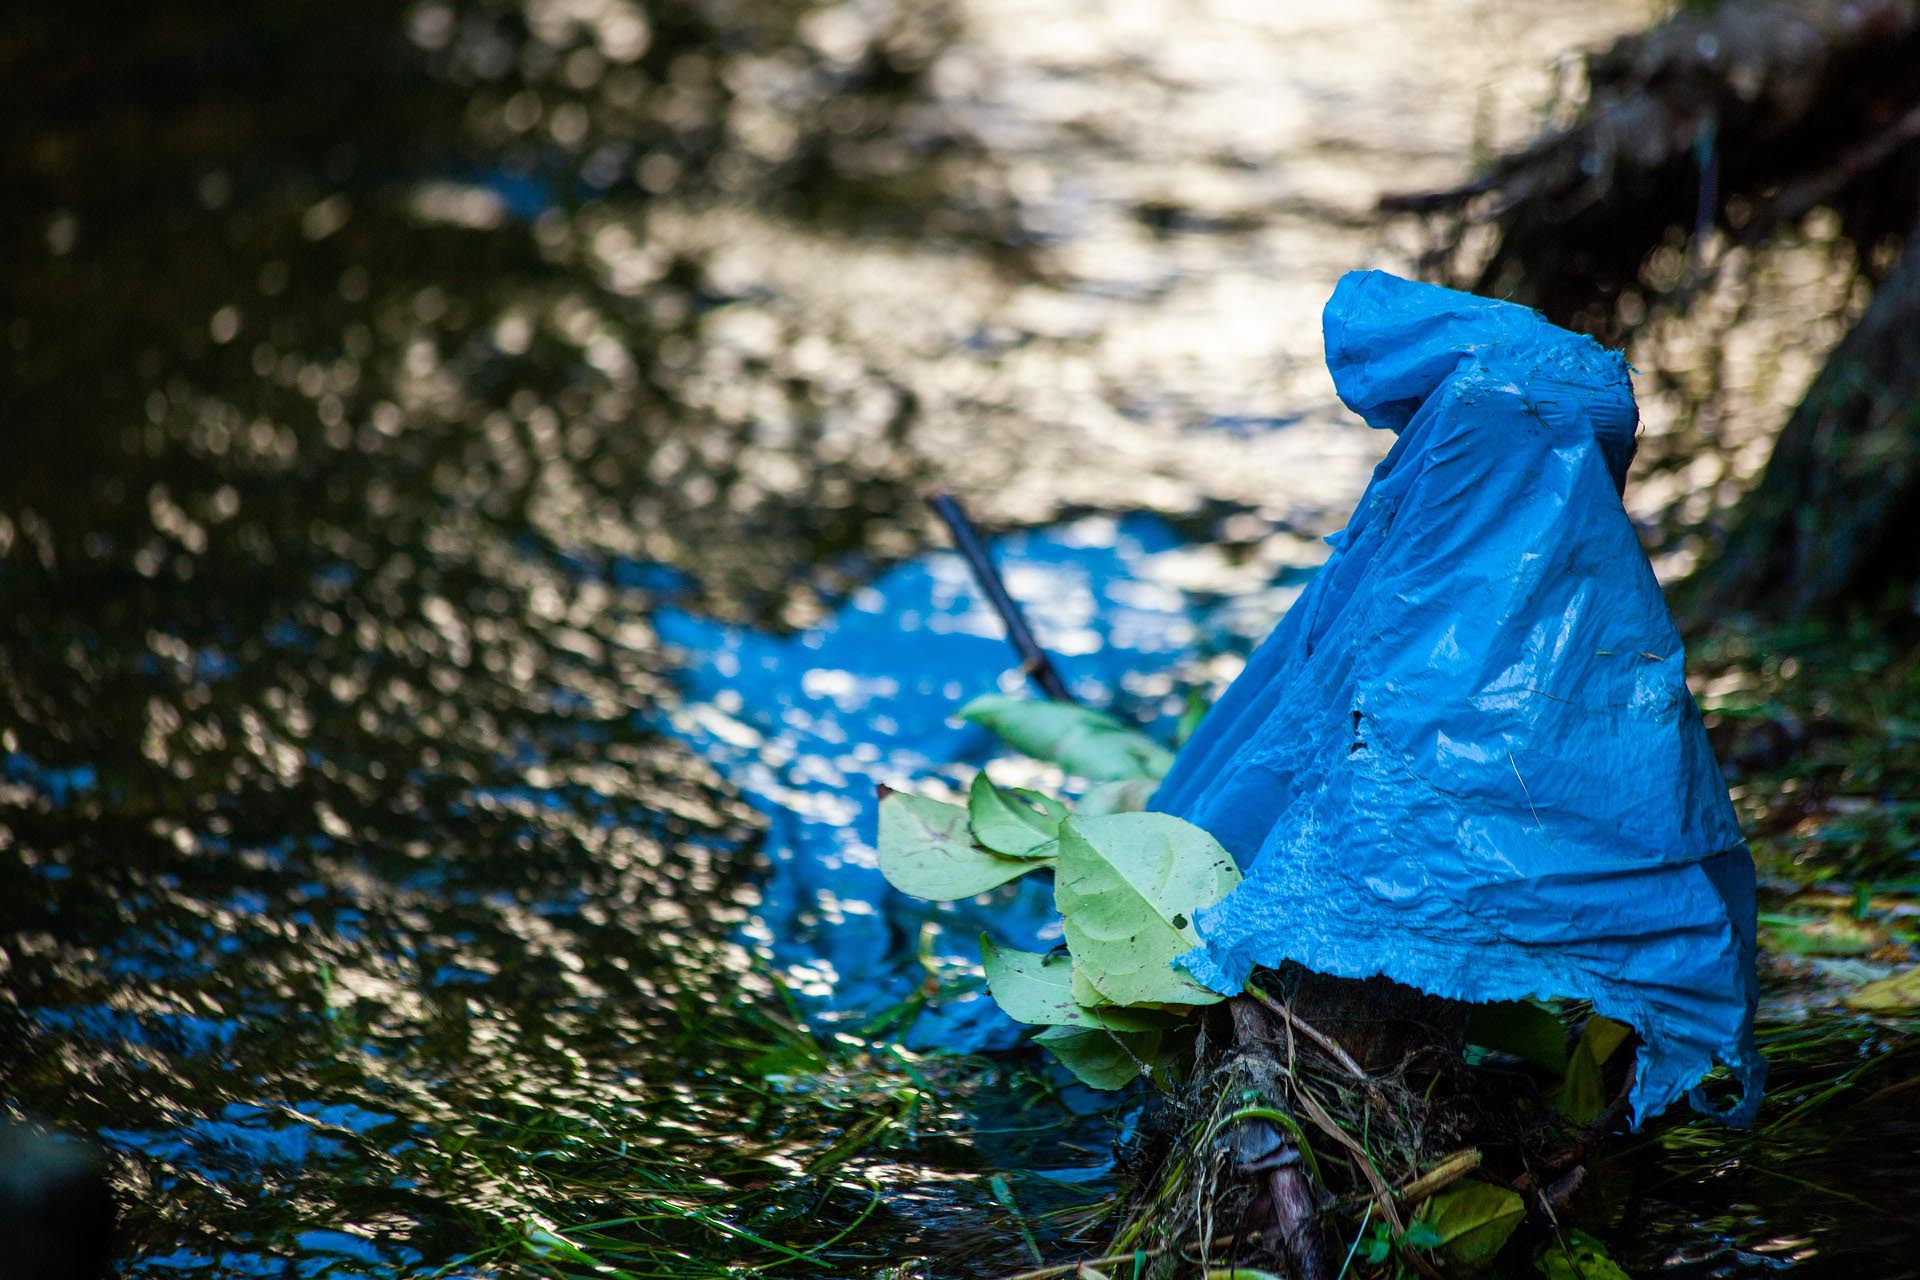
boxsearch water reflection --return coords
[5,3,971,1273]
[1614,1030,1920,1280]
[3,0,1910,1276]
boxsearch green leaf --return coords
[1401,1221,1444,1251]
[1077,777,1157,817]
[1413,1180,1526,1269]
[1583,1015,1631,1065]
[1055,813,1240,1006]
[978,938,1172,1031]
[1556,1015,1632,1123]
[1016,787,1070,821]
[1845,965,1920,1012]
[876,792,1040,901]
[959,695,1175,781]
[1017,786,1070,819]
[1033,1025,1162,1089]
[1071,960,1110,1008]
[1067,964,1193,1016]
[1556,1054,1606,1124]
[1467,1001,1569,1073]
[968,773,1063,859]
[1535,1230,1630,1280]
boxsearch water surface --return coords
[4,2,1912,1276]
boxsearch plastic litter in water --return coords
[1155,270,1762,1126]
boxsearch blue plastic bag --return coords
[1155,270,1763,1126]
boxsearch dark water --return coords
[2,3,1914,1277]
[1,5,1092,1275]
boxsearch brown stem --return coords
[1269,1163,1331,1280]
[1227,996,1332,1280]
[1394,1149,1482,1209]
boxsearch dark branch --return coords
[926,492,1077,704]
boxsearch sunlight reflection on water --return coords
[6,0,1905,1276]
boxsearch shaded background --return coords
[4,1,1917,1277]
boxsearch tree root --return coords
[1075,964,1644,1279]
[1093,975,1469,1278]
[1383,0,1920,337]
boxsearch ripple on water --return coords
[4,0,1904,1276]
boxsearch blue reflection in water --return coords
[3,753,98,805]
[7,511,1274,1277]
[138,1230,425,1279]
[653,514,1229,1050]
[33,1006,240,1056]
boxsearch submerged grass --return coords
[1693,619,1920,891]
[423,1006,929,1278]
[406,985,1133,1280]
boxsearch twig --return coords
[1242,983,1370,1084]
[1289,1084,1402,1234]
[927,492,1077,704]
[1526,1062,1635,1182]
[1285,1083,1443,1280]
[1744,102,1920,244]
[1393,1149,1482,1209]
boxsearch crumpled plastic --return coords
[1154,270,1763,1126]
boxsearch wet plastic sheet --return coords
[1154,271,1762,1125]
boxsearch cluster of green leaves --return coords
[1344,1176,1524,1275]
[1413,1181,1522,1269]
[1377,1004,1638,1275]
[1355,1181,1626,1277]
[877,695,1646,1276]
[1466,1001,1634,1123]
[1536,1230,1631,1279]
[876,695,1238,1088]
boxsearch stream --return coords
[3,2,1913,1277]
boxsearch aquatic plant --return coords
[876,693,1650,1280]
